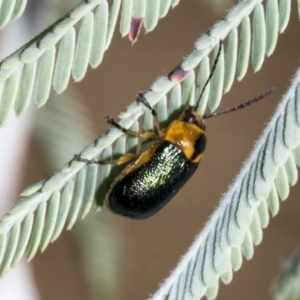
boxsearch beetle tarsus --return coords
[74,154,101,165]
[106,115,126,133]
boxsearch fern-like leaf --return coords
[150,66,300,299]
[0,0,27,30]
[0,0,179,127]
[33,90,128,300]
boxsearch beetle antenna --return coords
[194,39,223,110]
[203,87,275,119]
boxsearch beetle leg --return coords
[74,153,136,165]
[106,115,156,139]
[137,93,161,134]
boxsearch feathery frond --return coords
[149,64,300,300]
[34,91,128,300]
[0,0,27,30]
[0,0,179,127]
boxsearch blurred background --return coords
[0,0,300,299]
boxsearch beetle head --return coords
[179,106,206,131]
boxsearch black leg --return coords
[106,115,157,139]
[137,93,161,134]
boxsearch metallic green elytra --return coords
[108,139,201,219]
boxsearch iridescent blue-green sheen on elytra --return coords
[108,141,198,219]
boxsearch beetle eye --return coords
[192,134,206,159]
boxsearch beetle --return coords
[74,42,274,219]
